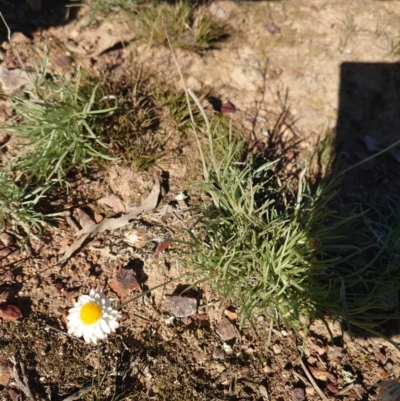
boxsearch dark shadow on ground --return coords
[0,0,82,43]
[328,62,400,340]
[336,62,400,206]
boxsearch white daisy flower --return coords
[66,289,120,344]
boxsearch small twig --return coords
[0,12,28,72]
[9,356,35,401]
[292,370,311,386]
[62,383,93,401]
[337,383,354,395]
[44,324,86,344]
[298,357,329,401]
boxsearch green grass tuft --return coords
[128,1,231,52]
[185,89,400,336]
[0,53,118,241]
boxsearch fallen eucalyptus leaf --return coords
[60,176,160,263]
[0,304,22,321]
[96,194,126,214]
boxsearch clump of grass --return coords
[95,80,161,171]
[4,71,117,188]
[154,86,204,131]
[95,74,207,171]
[0,170,45,242]
[185,89,400,336]
[128,1,231,51]
[0,53,118,241]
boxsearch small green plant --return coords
[338,14,357,53]
[129,1,231,51]
[0,170,45,241]
[185,89,400,337]
[155,87,203,131]
[3,70,117,188]
[0,52,118,242]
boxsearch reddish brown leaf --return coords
[327,383,338,394]
[220,102,236,114]
[109,278,126,300]
[54,282,64,293]
[109,267,139,299]
[8,389,18,400]
[0,246,18,258]
[116,267,138,289]
[0,304,22,321]
[153,241,170,259]
[190,313,208,321]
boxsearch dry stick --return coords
[337,383,354,396]
[292,370,311,387]
[164,25,209,180]
[62,384,93,401]
[9,356,36,401]
[343,136,400,174]
[298,357,329,401]
[0,12,30,77]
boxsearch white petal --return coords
[99,319,111,334]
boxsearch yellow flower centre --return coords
[79,302,102,325]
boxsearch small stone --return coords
[222,343,233,354]
[0,232,13,246]
[259,385,269,399]
[384,361,394,372]
[272,344,281,355]
[10,32,29,43]
[264,23,281,35]
[305,387,315,396]
[299,315,310,326]
[213,347,225,360]
[0,67,36,95]
[378,352,387,365]
[164,295,197,318]
[214,363,225,374]
[263,364,271,373]
[292,387,305,401]
[216,317,239,341]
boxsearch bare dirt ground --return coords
[1,1,400,400]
